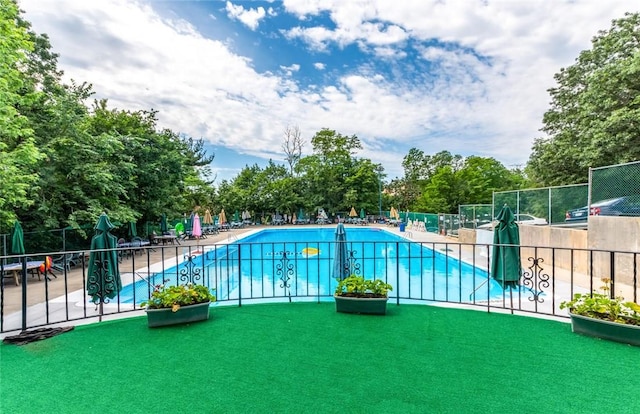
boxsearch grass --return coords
[1,303,639,413]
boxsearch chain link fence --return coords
[590,161,640,216]
[493,184,588,225]
[403,212,439,232]
[458,204,492,229]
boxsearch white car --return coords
[477,214,548,229]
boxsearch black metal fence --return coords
[1,240,638,333]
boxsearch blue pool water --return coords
[118,227,509,305]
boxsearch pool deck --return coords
[1,224,576,334]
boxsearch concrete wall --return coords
[466,218,640,298]
[458,228,476,244]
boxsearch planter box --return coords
[146,301,211,328]
[569,313,640,347]
[334,295,388,315]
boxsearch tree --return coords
[297,128,364,214]
[527,12,640,186]
[282,124,303,175]
[0,0,43,229]
[414,155,523,213]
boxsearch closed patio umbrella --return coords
[87,213,121,321]
[11,221,28,330]
[185,213,194,233]
[11,221,25,256]
[233,210,240,223]
[360,208,366,219]
[349,207,357,217]
[219,209,227,225]
[491,205,521,289]
[192,213,202,238]
[203,209,213,225]
[160,214,168,234]
[333,223,349,280]
[128,221,137,239]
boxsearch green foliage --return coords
[335,275,393,298]
[528,12,640,186]
[413,155,524,214]
[560,279,640,326]
[141,283,216,311]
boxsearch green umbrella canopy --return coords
[333,223,350,280]
[87,213,121,304]
[233,210,240,222]
[128,221,137,239]
[185,213,194,232]
[360,208,366,219]
[299,208,305,220]
[160,214,168,234]
[11,221,25,255]
[490,205,521,289]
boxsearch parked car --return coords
[477,214,548,229]
[565,196,640,222]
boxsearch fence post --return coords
[396,242,400,306]
[21,258,27,331]
[237,245,242,307]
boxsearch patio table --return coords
[1,261,44,286]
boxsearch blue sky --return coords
[20,0,638,182]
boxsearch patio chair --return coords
[51,254,74,272]
[272,214,285,225]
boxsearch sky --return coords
[18,0,639,183]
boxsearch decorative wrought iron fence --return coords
[2,239,638,334]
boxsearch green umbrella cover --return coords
[160,213,168,234]
[11,221,25,255]
[360,208,366,219]
[87,213,122,309]
[233,210,240,223]
[333,223,350,280]
[128,221,137,239]
[185,213,194,233]
[490,205,521,289]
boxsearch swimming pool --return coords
[117,227,510,305]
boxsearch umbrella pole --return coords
[509,286,515,315]
[99,301,103,323]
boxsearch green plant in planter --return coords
[560,279,640,326]
[335,275,393,298]
[141,283,216,312]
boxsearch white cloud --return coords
[280,63,301,76]
[225,1,266,31]
[18,0,638,181]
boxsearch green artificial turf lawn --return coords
[1,303,638,414]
